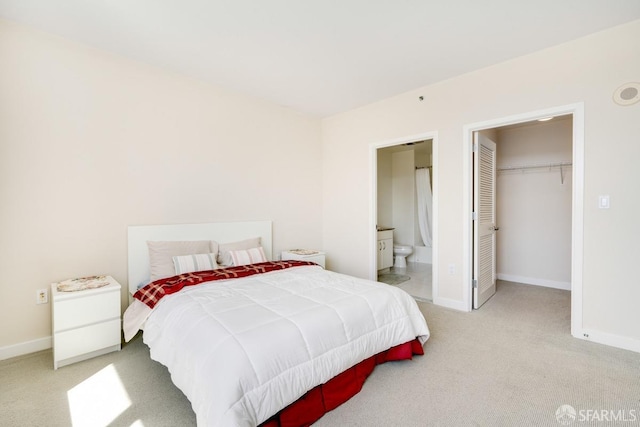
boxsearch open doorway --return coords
[369,132,438,302]
[463,103,584,338]
[472,117,573,308]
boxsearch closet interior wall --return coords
[495,117,573,290]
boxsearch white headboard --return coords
[127,221,272,295]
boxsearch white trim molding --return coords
[462,102,585,337]
[497,274,571,291]
[369,131,439,303]
[578,329,640,354]
[433,296,468,312]
[0,336,52,361]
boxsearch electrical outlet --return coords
[36,288,48,304]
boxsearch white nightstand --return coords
[281,250,326,268]
[51,276,122,369]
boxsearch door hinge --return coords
[472,279,478,289]
[471,211,477,221]
[472,143,478,152]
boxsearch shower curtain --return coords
[415,168,433,247]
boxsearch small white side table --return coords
[281,250,326,268]
[51,276,121,369]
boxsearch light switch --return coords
[598,195,610,209]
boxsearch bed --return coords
[123,221,430,426]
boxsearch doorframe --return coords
[369,131,439,299]
[461,103,584,338]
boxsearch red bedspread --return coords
[133,260,316,308]
[262,338,424,427]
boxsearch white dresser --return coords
[281,250,326,268]
[51,276,121,369]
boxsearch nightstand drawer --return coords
[54,319,121,361]
[54,290,120,331]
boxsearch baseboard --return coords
[497,273,571,291]
[0,336,52,361]
[574,328,640,354]
[433,296,469,312]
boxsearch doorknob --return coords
[492,226,500,231]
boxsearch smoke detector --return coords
[613,82,640,106]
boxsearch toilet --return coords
[393,244,413,268]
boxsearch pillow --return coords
[173,253,218,275]
[147,240,212,282]
[229,247,267,266]
[217,237,261,267]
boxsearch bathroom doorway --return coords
[371,134,437,302]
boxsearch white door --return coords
[473,132,497,309]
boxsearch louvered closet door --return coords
[473,132,497,309]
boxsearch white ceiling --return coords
[1,1,639,117]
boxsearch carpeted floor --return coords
[2,281,639,426]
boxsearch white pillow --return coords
[173,253,218,275]
[229,247,267,266]
[217,237,261,267]
[147,240,213,282]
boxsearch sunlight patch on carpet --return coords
[67,364,131,427]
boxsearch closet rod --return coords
[496,161,572,172]
[498,161,572,184]
[415,166,432,169]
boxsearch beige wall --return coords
[0,20,323,351]
[2,17,639,356]
[376,149,392,228]
[391,150,415,247]
[322,21,640,348]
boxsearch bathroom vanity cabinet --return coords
[377,230,393,270]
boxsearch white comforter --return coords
[129,265,429,426]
